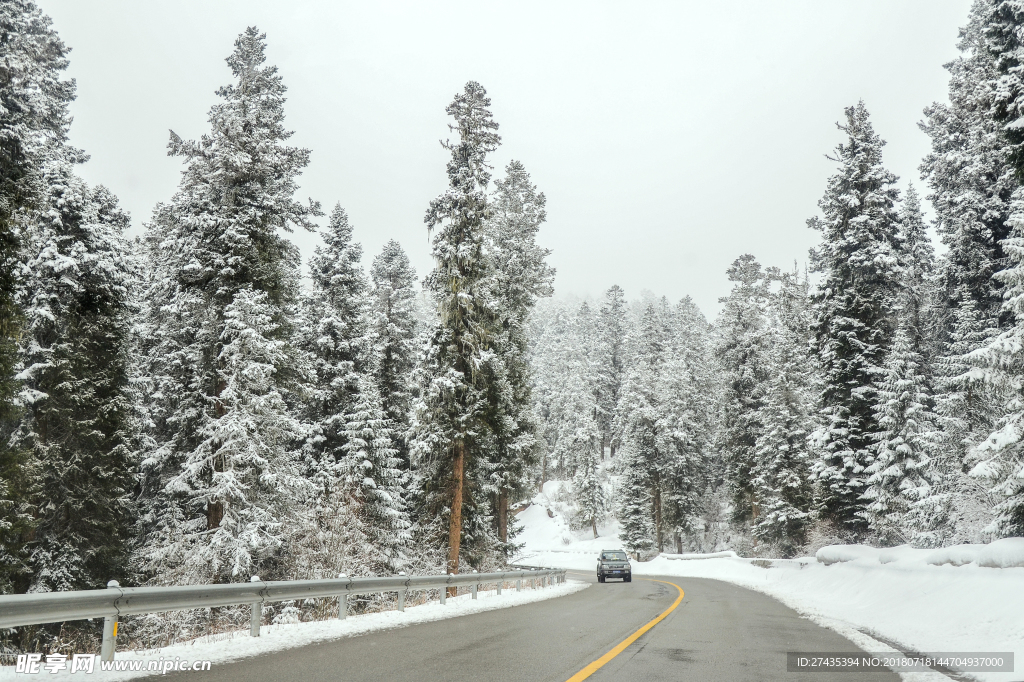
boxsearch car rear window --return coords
[602,552,627,561]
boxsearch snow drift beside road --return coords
[816,537,1024,569]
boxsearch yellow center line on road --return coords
[564,579,685,682]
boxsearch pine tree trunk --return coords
[207,375,228,531]
[539,452,547,492]
[497,488,509,543]
[674,532,682,554]
[446,440,465,597]
[654,486,663,553]
[592,517,598,539]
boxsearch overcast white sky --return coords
[45,0,972,316]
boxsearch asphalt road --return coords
[151,572,899,682]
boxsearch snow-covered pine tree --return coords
[808,102,903,537]
[986,0,1024,176]
[898,186,937,354]
[922,6,1016,541]
[923,0,1016,331]
[340,376,410,573]
[864,323,940,545]
[301,204,368,495]
[483,160,554,545]
[412,82,501,580]
[949,0,1024,538]
[136,27,318,583]
[749,269,815,554]
[715,255,772,527]
[15,165,136,592]
[965,209,1024,534]
[597,286,627,457]
[573,440,604,539]
[616,444,656,557]
[656,297,716,553]
[0,0,80,592]
[531,304,589,483]
[167,288,306,580]
[368,240,418,468]
[615,303,671,552]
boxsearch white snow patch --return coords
[0,580,588,681]
[816,544,882,565]
[976,537,1024,568]
[663,551,738,560]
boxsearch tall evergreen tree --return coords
[483,160,554,546]
[655,299,716,553]
[597,286,627,457]
[412,82,501,581]
[923,7,1015,538]
[301,205,367,491]
[368,240,418,468]
[749,269,815,554]
[808,102,903,537]
[864,324,940,545]
[16,166,136,591]
[0,0,80,593]
[136,27,318,582]
[340,376,410,573]
[923,0,1016,335]
[170,288,307,580]
[715,255,772,526]
[986,0,1024,176]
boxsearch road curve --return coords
[148,572,899,682]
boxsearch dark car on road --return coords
[597,550,632,583]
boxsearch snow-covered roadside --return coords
[0,580,588,681]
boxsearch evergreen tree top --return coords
[425,81,501,240]
[310,203,365,301]
[809,102,901,276]
[167,26,320,236]
[0,0,84,180]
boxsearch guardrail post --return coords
[100,580,120,662]
[471,570,478,599]
[250,576,262,637]
[516,578,522,592]
[439,575,448,605]
[397,572,407,612]
[337,574,348,619]
[496,576,502,596]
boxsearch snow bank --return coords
[925,544,984,567]
[0,580,589,682]
[663,551,738,560]
[817,538,1024,569]
[815,544,882,565]
[976,537,1024,568]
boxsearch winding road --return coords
[151,571,899,681]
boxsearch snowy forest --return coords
[2,0,1024,631]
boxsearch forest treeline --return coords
[0,0,554,616]
[2,0,1024,636]
[532,0,1024,558]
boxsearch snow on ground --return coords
[0,580,588,681]
[515,503,1024,682]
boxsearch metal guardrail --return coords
[0,568,566,661]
